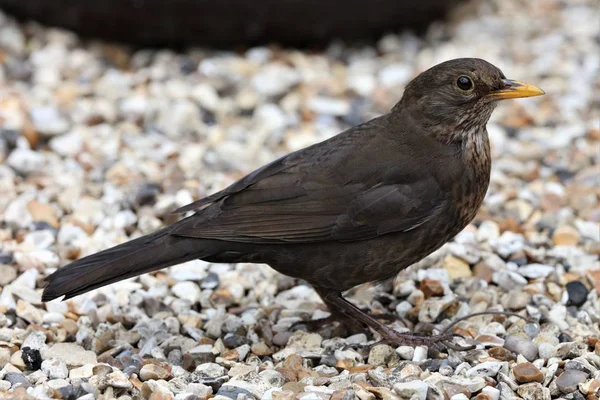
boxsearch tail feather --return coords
[42,225,204,301]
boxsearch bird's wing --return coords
[171,118,451,244]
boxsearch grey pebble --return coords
[555,369,588,393]
[504,335,538,362]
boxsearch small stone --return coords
[41,359,68,379]
[473,262,494,283]
[420,359,443,372]
[412,346,428,363]
[49,131,84,157]
[307,97,350,116]
[490,231,525,258]
[418,291,458,322]
[92,364,113,378]
[170,260,209,281]
[186,383,213,398]
[492,270,527,291]
[575,219,600,241]
[251,63,300,97]
[4,372,30,388]
[555,370,588,393]
[538,343,555,359]
[566,281,589,307]
[565,359,595,375]
[272,332,292,347]
[106,370,133,389]
[518,264,554,279]
[69,364,95,379]
[419,279,444,298]
[43,343,97,367]
[378,64,411,87]
[474,335,504,347]
[0,348,11,368]
[273,389,296,400]
[0,364,19,381]
[547,305,570,331]
[61,319,79,336]
[30,107,69,136]
[171,281,201,303]
[20,347,42,370]
[0,265,17,285]
[504,290,530,310]
[287,331,323,349]
[282,382,306,394]
[6,148,45,175]
[504,336,538,361]
[480,386,500,400]
[441,382,469,399]
[513,362,543,383]
[395,346,414,360]
[218,385,256,400]
[149,390,175,400]
[367,344,396,366]
[516,382,547,399]
[228,364,255,378]
[554,342,587,359]
[477,221,500,242]
[407,290,424,306]
[552,226,580,246]
[16,300,43,324]
[27,200,59,228]
[466,361,502,378]
[10,351,25,370]
[251,341,273,356]
[345,333,368,345]
[443,256,472,279]
[393,381,428,400]
[140,364,172,381]
[191,363,228,391]
[397,363,422,380]
[223,334,250,348]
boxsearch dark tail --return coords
[42,223,206,301]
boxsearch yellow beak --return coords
[488,79,545,100]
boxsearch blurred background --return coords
[0,0,598,399]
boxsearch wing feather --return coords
[170,115,452,244]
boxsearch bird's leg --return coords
[291,289,395,332]
[290,297,362,332]
[291,312,351,331]
[315,288,474,351]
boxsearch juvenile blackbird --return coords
[42,58,544,347]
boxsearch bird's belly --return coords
[266,212,466,291]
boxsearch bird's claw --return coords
[289,315,339,332]
[375,331,476,352]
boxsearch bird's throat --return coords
[457,127,492,222]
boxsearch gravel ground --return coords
[0,0,599,399]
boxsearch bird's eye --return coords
[456,75,474,92]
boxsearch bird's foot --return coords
[290,311,397,333]
[344,331,475,352]
[290,315,341,331]
[378,330,476,352]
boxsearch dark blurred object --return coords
[0,0,461,47]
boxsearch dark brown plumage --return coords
[42,58,543,347]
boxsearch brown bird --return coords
[42,58,544,347]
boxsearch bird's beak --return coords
[489,79,545,100]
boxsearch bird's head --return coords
[396,58,544,143]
